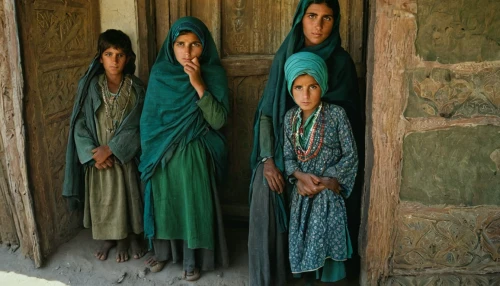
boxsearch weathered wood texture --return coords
[146,0,366,218]
[137,0,156,83]
[16,0,100,262]
[0,139,18,247]
[362,0,500,284]
[0,0,42,267]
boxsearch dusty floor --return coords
[0,224,249,286]
[0,223,358,286]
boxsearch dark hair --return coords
[97,29,136,74]
[309,0,337,11]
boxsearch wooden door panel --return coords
[151,0,365,217]
[221,0,299,56]
[18,0,100,258]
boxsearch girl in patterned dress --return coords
[283,52,358,283]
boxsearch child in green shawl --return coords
[140,17,229,281]
[249,0,363,285]
[284,51,357,283]
[65,29,146,263]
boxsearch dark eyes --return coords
[104,53,125,58]
[307,14,333,21]
[175,42,202,47]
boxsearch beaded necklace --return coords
[291,103,325,162]
[101,75,132,134]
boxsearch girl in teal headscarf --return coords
[283,51,357,283]
[248,0,363,285]
[139,17,229,280]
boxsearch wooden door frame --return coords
[0,0,42,267]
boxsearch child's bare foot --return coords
[129,234,147,259]
[116,238,129,263]
[94,240,116,261]
[145,256,166,273]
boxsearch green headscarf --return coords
[139,17,229,240]
[249,0,361,233]
[284,51,329,98]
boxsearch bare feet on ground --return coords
[94,240,116,261]
[129,234,147,259]
[116,238,129,263]
[145,256,167,273]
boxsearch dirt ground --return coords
[0,223,358,286]
[0,224,249,286]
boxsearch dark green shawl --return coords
[139,17,229,240]
[249,0,362,232]
[63,56,144,209]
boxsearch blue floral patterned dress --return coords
[284,103,358,279]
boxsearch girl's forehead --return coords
[102,46,125,53]
[174,31,201,42]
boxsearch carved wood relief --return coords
[392,202,500,274]
[387,274,500,286]
[406,68,500,119]
[39,65,88,118]
[18,0,99,259]
[35,8,89,56]
[416,0,500,63]
[221,75,267,210]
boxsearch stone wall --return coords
[362,0,500,284]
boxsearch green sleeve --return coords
[73,109,97,164]
[259,114,274,159]
[197,91,227,130]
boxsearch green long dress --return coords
[151,92,226,250]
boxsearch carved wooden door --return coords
[149,0,365,218]
[17,0,100,262]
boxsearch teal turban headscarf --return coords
[140,17,229,240]
[284,52,329,98]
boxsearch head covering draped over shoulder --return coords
[249,0,361,233]
[284,52,329,98]
[139,17,229,240]
[251,0,345,172]
[62,52,138,209]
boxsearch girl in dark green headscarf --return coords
[248,1,363,285]
[139,17,229,280]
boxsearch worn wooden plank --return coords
[137,0,156,83]
[362,0,417,284]
[221,56,274,76]
[191,0,221,55]
[0,140,18,247]
[155,0,170,51]
[16,0,99,263]
[1,0,42,267]
[349,0,364,64]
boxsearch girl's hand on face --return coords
[184,57,207,98]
